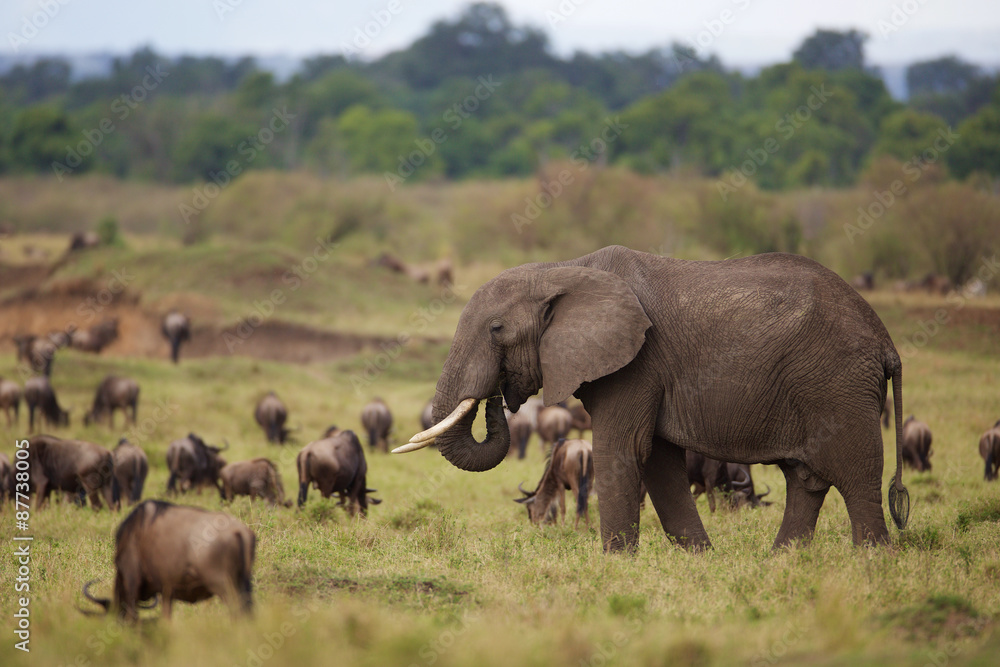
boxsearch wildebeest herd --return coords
[3,246,999,624]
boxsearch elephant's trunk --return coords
[434,395,510,472]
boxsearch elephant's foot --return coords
[644,439,712,551]
[843,490,889,546]
[773,463,829,549]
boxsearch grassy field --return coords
[1,224,999,666]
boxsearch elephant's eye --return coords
[489,320,503,334]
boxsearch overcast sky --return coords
[4,0,999,66]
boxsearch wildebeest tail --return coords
[111,474,121,507]
[576,449,592,518]
[131,459,144,503]
[236,531,255,614]
[296,451,309,506]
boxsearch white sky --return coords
[4,0,999,66]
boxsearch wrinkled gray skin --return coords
[361,398,393,453]
[85,375,139,427]
[161,311,191,364]
[425,246,908,552]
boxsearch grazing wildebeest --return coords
[166,433,227,494]
[83,500,255,622]
[537,405,572,452]
[161,311,191,364]
[515,438,594,529]
[24,375,69,431]
[14,334,57,376]
[68,231,100,251]
[220,458,291,506]
[0,452,13,504]
[726,462,772,509]
[361,397,392,453]
[71,317,119,353]
[420,401,435,432]
[902,416,933,472]
[686,450,737,513]
[254,391,290,444]
[26,434,115,510]
[979,420,1000,481]
[112,438,148,505]
[296,429,380,516]
[505,408,533,459]
[84,375,139,427]
[0,378,21,426]
[568,402,592,438]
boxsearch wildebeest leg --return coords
[28,404,36,432]
[34,477,50,509]
[772,462,829,549]
[642,438,711,550]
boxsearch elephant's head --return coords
[396,264,651,472]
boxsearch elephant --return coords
[396,246,909,553]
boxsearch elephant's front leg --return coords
[643,438,711,550]
[592,443,645,552]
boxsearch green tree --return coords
[337,105,426,175]
[907,56,980,98]
[871,109,949,163]
[793,29,868,71]
[172,114,258,182]
[947,105,1000,179]
[9,106,86,173]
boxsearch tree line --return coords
[1,3,997,188]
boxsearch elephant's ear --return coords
[538,266,651,406]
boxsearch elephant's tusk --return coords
[394,398,478,454]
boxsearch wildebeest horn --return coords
[218,439,230,452]
[393,398,477,453]
[366,488,378,494]
[82,580,110,612]
[137,597,159,610]
[758,483,771,499]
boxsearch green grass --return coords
[1,231,999,666]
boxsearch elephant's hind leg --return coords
[643,439,711,550]
[773,461,829,549]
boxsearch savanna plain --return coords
[0,172,998,667]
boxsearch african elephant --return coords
[396,246,909,552]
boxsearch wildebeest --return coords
[112,438,148,505]
[0,378,21,426]
[83,500,255,622]
[537,405,572,452]
[220,458,291,506]
[26,434,115,510]
[361,397,393,453]
[505,408,533,459]
[686,450,734,513]
[568,402,592,438]
[902,416,933,472]
[515,438,594,529]
[726,462,772,509]
[14,334,57,376]
[84,375,139,427]
[161,311,192,364]
[71,317,119,353]
[69,231,101,251]
[166,433,227,494]
[296,429,381,516]
[254,391,290,444]
[979,420,1000,481]
[420,401,434,431]
[0,452,13,503]
[24,375,69,431]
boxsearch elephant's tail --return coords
[887,354,909,530]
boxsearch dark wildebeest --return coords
[71,317,119,353]
[902,416,933,472]
[360,397,392,453]
[296,429,380,517]
[537,405,572,452]
[254,391,290,444]
[0,452,13,504]
[0,378,21,426]
[161,311,191,364]
[14,334,57,376]
[84,375,139,427]
[83,500,255,622]
[726,462,772,509]
[515,438,594,529]
[112,438,148,505]
[220,458,291,507]
[69,231,100,251]
[979,419,1000,481]
[505,408,533,460]
[24,375,69,431]
[26,434,115,510]
[686,450,735,513]
[420,401,435,431]
[166,433,227,494]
